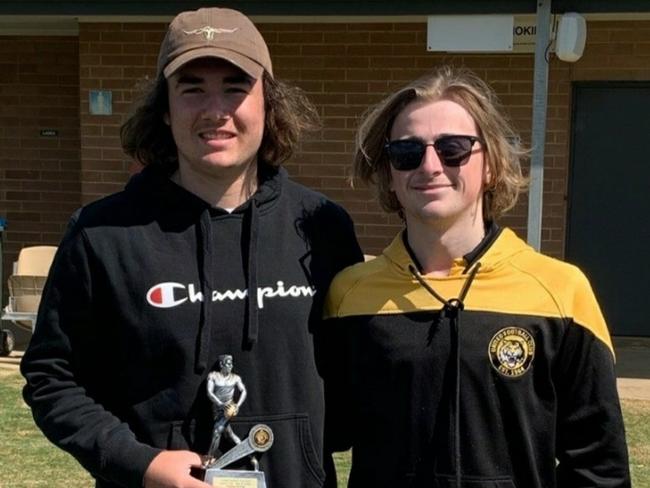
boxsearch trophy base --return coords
[204,468,267,488]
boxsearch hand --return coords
[224,402,238,419]
[143,450,210,488]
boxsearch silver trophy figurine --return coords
[202,355,274,487]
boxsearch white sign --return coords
[427,15,557,53]
[427,15,514,52]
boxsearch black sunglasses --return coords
[385,135,484,171]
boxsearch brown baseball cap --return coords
[157,7,273,80]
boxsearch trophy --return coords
[200,355,274,488]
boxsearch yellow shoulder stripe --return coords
[324,233,613,355]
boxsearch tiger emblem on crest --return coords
[488,327,535,377]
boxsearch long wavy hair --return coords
[353,66,528,221]
[121,71,319,170]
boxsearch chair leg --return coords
[0,328,15,357]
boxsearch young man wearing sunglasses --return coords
[322,66,630,488]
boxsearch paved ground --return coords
[614,337,650,400]
[0,349,21,371]
[3,337,649,399]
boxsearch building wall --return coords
[1,19,649,285]
[265,22,536,254]
[78,20,538,256]
[79,22,163,203]
[0,36,80,288]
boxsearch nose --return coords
[419,144,445,174]
[201,93,230,121]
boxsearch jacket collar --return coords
[384,225,531,277]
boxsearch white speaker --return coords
[556,13,586,62]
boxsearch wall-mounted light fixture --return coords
[555,13,586,62]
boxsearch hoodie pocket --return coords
[129,388,184,447]
[434,475,517,488]
[230,412,326,488]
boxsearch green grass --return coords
[625,398,650,487]
[0,370,93,487]
[2,370,648,487]
[333,451,352,486]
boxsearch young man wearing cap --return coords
[21,7,362,488]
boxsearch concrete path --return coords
[614,337,650,400]
[617,378,650,401]
[0,349,21,370]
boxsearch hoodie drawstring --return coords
[409,262,481,487]
[194,199,261,372]
[195,210,213,373]
[245,200,260,345]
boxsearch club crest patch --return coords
[488,327,535,377]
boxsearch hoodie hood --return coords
[324,225,535,320]
[124,163,283,215]
[382,224,530,278]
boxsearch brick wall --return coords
[0,36,80,291]
[42,19,650,260]
[0,18,646,342]
[264,22,540,255]
[79,23,164,204]
[78,20,542,256]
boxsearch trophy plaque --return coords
[204,424,274,487]
[200,355,274,487]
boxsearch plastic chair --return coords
[2,245,57,333]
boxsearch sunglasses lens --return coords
[434,136,475,167]
[386,136,479,170]
[387,140,425,171]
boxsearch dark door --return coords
[566,83,650,336]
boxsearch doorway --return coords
[566,82,650,337]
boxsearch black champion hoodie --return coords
[21,163,363,488]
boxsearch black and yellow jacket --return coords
[323,226,630,488]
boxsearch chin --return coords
[200,158,244,170]
[407,205,462,224]
[202,153,256,169]
[418,203,451,218]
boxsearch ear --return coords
[482,157,493,188]
[163,112,170,126]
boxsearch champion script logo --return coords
[146,281,316,309]
[183,26,239,40]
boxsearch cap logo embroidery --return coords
[183,26,239,40]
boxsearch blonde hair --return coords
[353,66,527,221]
